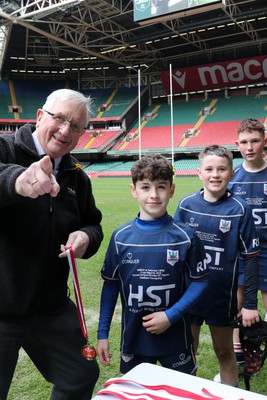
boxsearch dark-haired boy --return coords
[97,153,208,375]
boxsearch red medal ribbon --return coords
[66,247,96,360]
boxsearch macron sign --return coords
[160,56,267,94]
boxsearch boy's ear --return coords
[197,168,202,180]
[170,183,175,198]
[129,183,137,198]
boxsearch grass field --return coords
[8,176,267,399]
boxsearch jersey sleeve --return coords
[165,279,208,324]
[100,230,120,281]
[238,203,259,310]
[238,203,260,256]
[185,227,208,281]
[97,280,120,339]
[174,200,184,222]
[242,253,258,310]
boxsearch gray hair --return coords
[42,89,92,125]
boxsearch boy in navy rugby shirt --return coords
[97,153,208,375]
[228,118,267,366]
[175,145,260,387]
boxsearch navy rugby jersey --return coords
[228,164,267,289]
[175,190,259,320]
[100,213,207,357]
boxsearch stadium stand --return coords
[75,129,122,151]
[0,80,13,121]
[110,94,267,154]
[88,87,140,120]
[205,94,267,122]
[1,79,266,178]
[86,88,114,119]
[11,80,76,121]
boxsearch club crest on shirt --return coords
[167,249,179,266]
[264,183,267,195]
[219,219,231,233]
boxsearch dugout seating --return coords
[174,159,199,176]
[83,160,132,177]
[82,157,244,177]
[174,157,243,176]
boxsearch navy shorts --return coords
[120,344,197,375]
[190,313,233,327]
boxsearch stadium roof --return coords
[0,0,266,90]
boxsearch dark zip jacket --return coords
[0,124,103,316]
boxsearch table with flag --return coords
[93,362,267,400]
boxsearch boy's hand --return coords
[97,339,112,366]
[241,308,260,327]
[142,311,171,335]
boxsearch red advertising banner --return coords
[160,55,267,94]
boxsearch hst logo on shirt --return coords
[264,184,267,195]
[252,208,267,225]
[167,249,179,266]
[219,219,231,233]
[204,245,224,270]
[128,284,175,307]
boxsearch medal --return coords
[67,247,96,361]
[82,344,96,360]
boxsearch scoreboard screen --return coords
[134,0,225,25]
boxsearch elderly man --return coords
[0,89,103,400]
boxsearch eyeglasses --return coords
[43,110,86,135]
